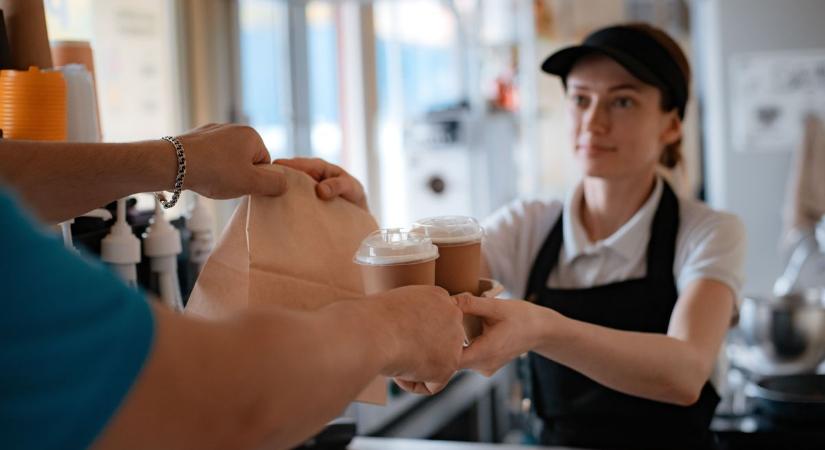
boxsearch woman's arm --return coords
[459,278,734,406]
[0,124,287,223]
[93,285,465,450]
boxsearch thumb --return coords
[251,164,288,196]
[455,294,501,319]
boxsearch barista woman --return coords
[294,22,746,450]
[457,23,746,449]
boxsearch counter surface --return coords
[349,437,580,450]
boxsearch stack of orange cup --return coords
[0,66,67,141]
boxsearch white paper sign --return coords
[730,50,825,152]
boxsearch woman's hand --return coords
[456,295,550,377]
[275,158,369,211]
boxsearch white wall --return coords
[693,0,825,295]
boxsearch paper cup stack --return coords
[0,66,67,140]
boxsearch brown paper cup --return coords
[360,259,436,296]
[434,240,482,295]
[354,228,439,295]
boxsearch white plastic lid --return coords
[411,215,484,245]
[354,228,439,265]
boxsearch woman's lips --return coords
[577,144,617,156]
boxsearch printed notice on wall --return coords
[730,50,825,152]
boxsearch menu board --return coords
[730,50,825,152]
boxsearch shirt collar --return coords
[562,177,664,263]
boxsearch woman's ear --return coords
[660,110,682,147]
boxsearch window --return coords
[237,0,344,164]
[374,0,463,118]
[307,2,342,164]
[238,0,290,158]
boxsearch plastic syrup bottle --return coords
[101,198,141,288]
[187,194,214,277]
[144,198,184,311]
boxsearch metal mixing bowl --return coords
[738,290,825,374]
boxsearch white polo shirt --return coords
[482,177,746,302]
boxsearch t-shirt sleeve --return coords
[676,210,747,304]
[0,190,155,450]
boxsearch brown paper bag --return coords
[186,165,386,404]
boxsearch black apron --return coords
[524,182,719,450]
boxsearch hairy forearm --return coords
[533,310,710,406]
[0,139,175,223]
[246,300,389,448]
[94,301,389,450]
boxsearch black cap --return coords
[541,24,689,118]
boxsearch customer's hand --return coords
[177,123,288,199]
[275,157,369,211]
[369,286,465,395]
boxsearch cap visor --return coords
[540,44,662,88]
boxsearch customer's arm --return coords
[0,124,287,223]
[92,286,464,450]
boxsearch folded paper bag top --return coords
[185,164,387,404]
[187,164,379,315]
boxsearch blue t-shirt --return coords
[0,189,155,449]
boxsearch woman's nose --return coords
[583,103,610,134]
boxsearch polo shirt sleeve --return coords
[0,190,155,450]
[676,209,747,304]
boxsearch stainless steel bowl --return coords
[738,290,825,374]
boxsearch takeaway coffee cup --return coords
[412,216,485,344]
[411,216,484,296]
[354,228,439,295]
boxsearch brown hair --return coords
[625,23,690,169]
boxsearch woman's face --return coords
[565,54,681,180]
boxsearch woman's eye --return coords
[571,95,589,107]
[613,97,634,108]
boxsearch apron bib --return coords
[523,182,719,450]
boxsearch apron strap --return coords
[644,181,680,281]
[523,215,564,301]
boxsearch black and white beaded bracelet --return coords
[155,135,187,209]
